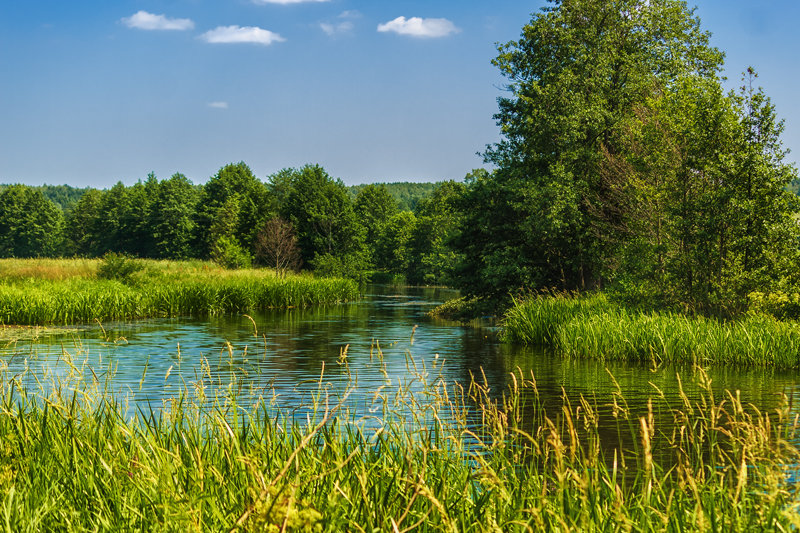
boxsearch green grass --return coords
[0,259,359,325]
[0,352,798,531]
[502,293,800,368]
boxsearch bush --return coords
[748,291,800,320]
[96,252,143,283]
[311,253,368,284]
[210,236,252,270]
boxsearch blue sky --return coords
[1,1,799,188]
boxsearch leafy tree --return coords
[278,165,368,278]
[0,185,64,257]
[119,174,159,257]
[354,185,398,244]
[65,188,104,256]
[151,173,199,259]
[195,162,272,257]
[409,181,465,285]
[354,185,398,267]
[377,211,418,275]
[209,195,253,268]
[458,0,724,299]
[211,236,253,269]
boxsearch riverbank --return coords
[502,293,800,368]
[1,360,797,531]
[0,258,359,325]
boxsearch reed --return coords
[0,351,797,531]
[503,293,800,368]
[0,259,358,325]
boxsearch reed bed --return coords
[0,259,358,325]
[0,350,798,531]
[502,293,800,368]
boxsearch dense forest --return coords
[0,168,460,285]
[2,0,799,317]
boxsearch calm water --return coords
[3,285,799,434]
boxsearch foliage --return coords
[454,1,799,312]
[96,252,144,283]
[376,211,417,275]
[0,184,89,212]
[310,253,369,284]
[210,235,253,270]
[348,181,441,211]
[353,184,398,267]
[194,162,273,257]
[426,296,498,322]
[613,70,800,313]
[458,0,724,299]
[747,291,800,320]
[151,173,198,259]
[277,165,369,277]
[0,185,64,258]
[408,180,465,285]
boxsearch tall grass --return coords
[503,293,800,368]
[0,259,359,325]
[0,351,798,531]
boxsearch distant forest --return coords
[0,167,462,285]
[0,181,442,215]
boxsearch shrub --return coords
[211,236,252,270]
[96,252,143,283]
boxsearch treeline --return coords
[347,182,440,212]
[0,165,461,284]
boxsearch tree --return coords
[278,165,368,278]
[0,185,64,257]
[408,181,465,285]
[254,217,302,276]
[151,173,199,259]
[194,162,273,257]
[65,188,103,256]
[209,195,253,269]
[354,185,398,247]
[377,211,417,276]
[458,0,724,299]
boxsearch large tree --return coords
[151,173,199,259]
[194,162,273,257]
[277,165,368,278]
[458,0,724,298]
[0,185,64,257]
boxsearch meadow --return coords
[502,293,800,368]
[0,352,797,531]
[0,258,359,326]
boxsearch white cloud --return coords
[252,0,329,4]
[121,11,194,31]
[320,20,354,36]
[200,26,285,45]
[208,102,229,109]
[377,16,459,38]
[339,10,362,19]
[320,10,360,37]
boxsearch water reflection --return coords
[2,285,798,438]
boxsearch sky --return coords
[1,1,799,188]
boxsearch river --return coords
[3,284,798,437]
